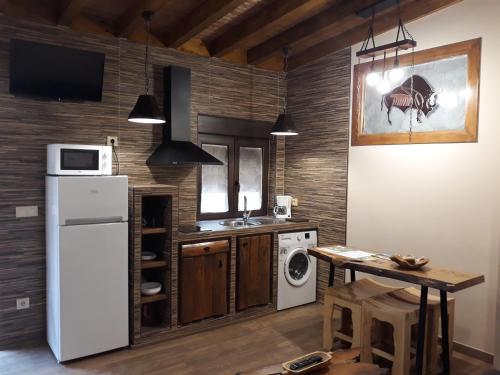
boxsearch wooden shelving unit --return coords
[129,184,179,345]
[142,260,168,269]
[142,227,167,235]
[141,293,168,304]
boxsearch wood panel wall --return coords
[0,15,285,347]
[285,48,351,301]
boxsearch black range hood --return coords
[147,65,223,166]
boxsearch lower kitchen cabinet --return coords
[180,240,229,324]
[237,234,272,311]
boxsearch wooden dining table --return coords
[307,245,485,375]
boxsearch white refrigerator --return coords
[46,175,129,362]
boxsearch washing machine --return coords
[277,230,317,310]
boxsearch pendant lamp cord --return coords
[144,13,151,95]
[283,47,289,114]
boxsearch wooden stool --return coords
[323,278,402,351]
[361,293,424,375]
[390,287,455,374]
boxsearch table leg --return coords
[416,286,428,375]
[440,290,450,375]
[328,263,336,287]
[350,269,356,282]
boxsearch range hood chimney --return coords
[147,65,223,166]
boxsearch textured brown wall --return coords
[285,49,351,301]
[0,16,284,346]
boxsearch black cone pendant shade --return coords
[272,47,297,136]
[128,95,165,124]
[271,113,298,135]
[128,11,165,124]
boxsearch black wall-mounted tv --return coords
[9,39,105,102]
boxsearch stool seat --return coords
[362,293,421,317]
[323,278,402,351]
[327,278,401,302]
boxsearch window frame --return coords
[234,137,269,218]
[197,134,235,221]
[197,134,269,221]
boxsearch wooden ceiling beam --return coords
[58,0,90,26]
[247,0,379,65]
[209,0,314,57]
[114,0,167,38]
[158,0,247,49]
[288,0,463,70]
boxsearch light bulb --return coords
[389,68,404,83]
[366,72,380,86]
[377,77,391,94]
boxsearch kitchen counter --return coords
[177,216,318,241]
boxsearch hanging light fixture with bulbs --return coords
[128,11,165,124]
[271,47,298,136]
[356,0,417,90]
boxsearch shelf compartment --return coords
[141,293,167,304]
[142,227,167,235]
[142,260,168,269]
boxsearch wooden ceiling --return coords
[0,0,461,71]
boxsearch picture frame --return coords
[351,38,481,146]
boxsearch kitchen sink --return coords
[218,217,285,227]
[219,219,259,227]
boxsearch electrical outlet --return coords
[16,206,38,218]
[291,197,299,207]
[106,136,118,147]
[16,297,30,310]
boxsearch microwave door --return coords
[57,176,128,225]
[60,148,102,175]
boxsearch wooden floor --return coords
[0,303,492,375]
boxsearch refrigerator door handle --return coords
[64,217,125,226]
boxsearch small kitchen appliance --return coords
[47,144,112,176]
[274,195,292,219]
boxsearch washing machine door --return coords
[284,247,312,287]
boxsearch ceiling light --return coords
[377,76,391,94]
[366,71,380,86]
[128,11,165,124]
[271,47,298,136]
[389,67,404,82]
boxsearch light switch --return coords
[16,206,38,218]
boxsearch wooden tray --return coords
[390,255,429,270]
[282,351,332,374]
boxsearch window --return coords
[198,134,269,220]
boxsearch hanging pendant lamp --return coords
[271,47,298,136]
[128,11,165,124]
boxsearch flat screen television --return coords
[9,39,105,101]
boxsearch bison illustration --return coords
[381,75,438,125]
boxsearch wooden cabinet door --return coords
[180,255,211,324]
[210,252,228,317]
[237,234,272,311]
[180,241,229,324]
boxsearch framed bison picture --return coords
[351,38,481,146]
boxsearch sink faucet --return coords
[242,196,252,224]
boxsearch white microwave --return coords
[47,144,112,176]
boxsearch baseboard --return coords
[440,338,494,364]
